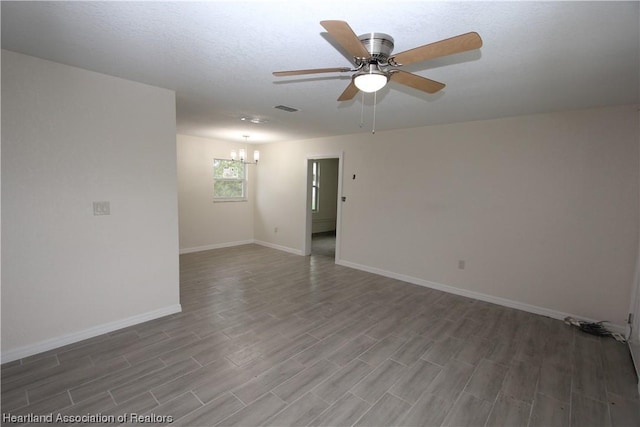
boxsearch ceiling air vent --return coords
[274,105,299,113]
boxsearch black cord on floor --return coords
[578,321,612,337]
[564,316,627,342]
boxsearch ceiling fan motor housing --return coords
[358,32,394,64]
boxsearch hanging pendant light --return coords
[229,135,260,164]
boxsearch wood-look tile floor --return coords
[2,244,639,426]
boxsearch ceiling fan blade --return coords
[390,70,445,94]
[273,67,352,77]
[320,20,371,60]
[392,32,482,66]
[337,80,359,101]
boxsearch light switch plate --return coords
[93,201,110,216]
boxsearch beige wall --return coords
[177,134,256,253]
[4,51,636,362]
[1,50,180,361]
[312,158,339,233]
[255,105,639,326]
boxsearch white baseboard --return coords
[312,218,337,234]
[336,259,626,334]
[254,240,305,256]
[180,239,304,257]
[1,304,182,364]
[180,240,254,254]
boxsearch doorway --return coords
[304,154,343,260]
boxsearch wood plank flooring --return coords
[2,244,639,426]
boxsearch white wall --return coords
[1,50,181,361]
[177,134,256,253]
[312,158,339,233]
[255,143,308,253]
[255,105,639,326]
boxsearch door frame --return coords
[630,108,640,393]
[630,241,640,395]
[303,152,344,260]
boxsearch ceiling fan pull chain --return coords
[359,92,365,128]
[372,91,377,134]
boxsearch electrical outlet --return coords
[458,260,465,270]
[274,227,278,233]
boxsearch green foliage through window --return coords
[213,159,246,200]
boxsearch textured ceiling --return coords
[2,1,638,144]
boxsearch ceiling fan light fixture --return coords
[354,65,388,93]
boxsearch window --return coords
[213,159,246,201]
[311,160,320,212]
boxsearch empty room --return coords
[2,1,639,426]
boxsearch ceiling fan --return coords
[273,20,482,101]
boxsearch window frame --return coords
[213,158,247,202]
[311,160,320,212]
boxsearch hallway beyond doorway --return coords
[311,230,336,259]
